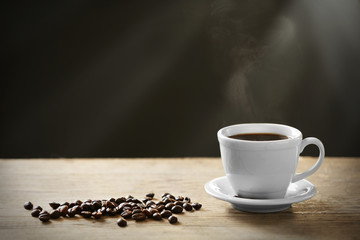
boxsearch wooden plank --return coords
[0,157,359,240]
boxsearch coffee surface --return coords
[229,133,288,141]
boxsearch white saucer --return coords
[204,176,316,213]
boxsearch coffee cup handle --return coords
[292,137,325,183]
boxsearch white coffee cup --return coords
[217,123,325,199]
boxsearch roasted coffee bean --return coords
[184,197,191,203]
[81,211,92,218]
[174,201,183,206]
[69,202,75,208]
[161,193,170,198]
[146,201,155,207]
[146,193,155,198]
[60,202,69,206]
[49,201,60,209]
[117,218,127,227]
[24,201,33,210]
[83,199,92,203]
[132,209,142,215]
[157,205,165,212]
[50,210,61,219]
[156,201,165,205]
[160,210,172,218]
[125,195,133,200]
[81,203,92,212]
[106,208,117,216]
[132,212,146,221]
[121,210,132,219]
[108,198,116,203]
[192,202,202,210]
[168,215,178,224]
[131,198,142,204]
[75,200,83,206]
[100,206,107,214]
[171,205,183,214]
[92,211,102,219]
[153,212,162,220]
[183,203,193,211]
[106,201,115,209]
[67,208,76,217]
[175,196,184,201]
[31,209,41,217]
[59,205,69,217]
[149,208,158,215]
[115,197,126,205]
[165,203,175,210]
[40,210,49,215]
[72,205,81,214]
[142,209,152,218]
[39,213,50,222]
[166,194,175,200]
[33,206,42,211]
[162,198,171,204]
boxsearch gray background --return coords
[2,0,360,158]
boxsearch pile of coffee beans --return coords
[24,193,202,227]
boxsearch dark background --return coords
[2,0,360,158]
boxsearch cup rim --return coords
[218,123,302,145]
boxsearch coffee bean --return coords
[75,200,83,206]
[174,201,183,206]
[69,202,75,208]
[108,198,116,203]
[108,201,116,209]
[81,211,92,218]
[40,210,49,215]
[175,196,184,201]
[106,208,117,216]
[31,209,41,217]
[146,193,155,198]
[166,194,175,200]
[171,205,183,214]
[191,202,202,210]
[58,205,69,217]
[60,202,69,206]
[165,203,175,210]
[160,210,172,218]
[49,201,60,209]
[146,201,155,207]
[132,209,142,215]
[117,218,127,227]
[81,203,92,212]
[142,209,152,218]
[161,193,170,198]
[33,206,42,211]
[149,208,158,215]
[121,210,132,219]
[156,201,165,205]
[125,195,133,200]
[157,205,165,212]
[39,213,50,222]
[92,211,102,219]
[72,205,81,214]
[24,201,33,210]
[183,203,193,211]
[184,197,191,203]
[168,215,178,224]
[162,198,171,204]
[115,197,126,205]
[50,210,61,219]
[67,208,76,217]
[153,213,162,220]
[132,212,146,221]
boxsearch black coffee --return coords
[229,133,288,141]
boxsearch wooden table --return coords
[0,157,359,240]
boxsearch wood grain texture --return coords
[0,157,359,240]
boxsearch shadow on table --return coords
[226,200,333,238]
